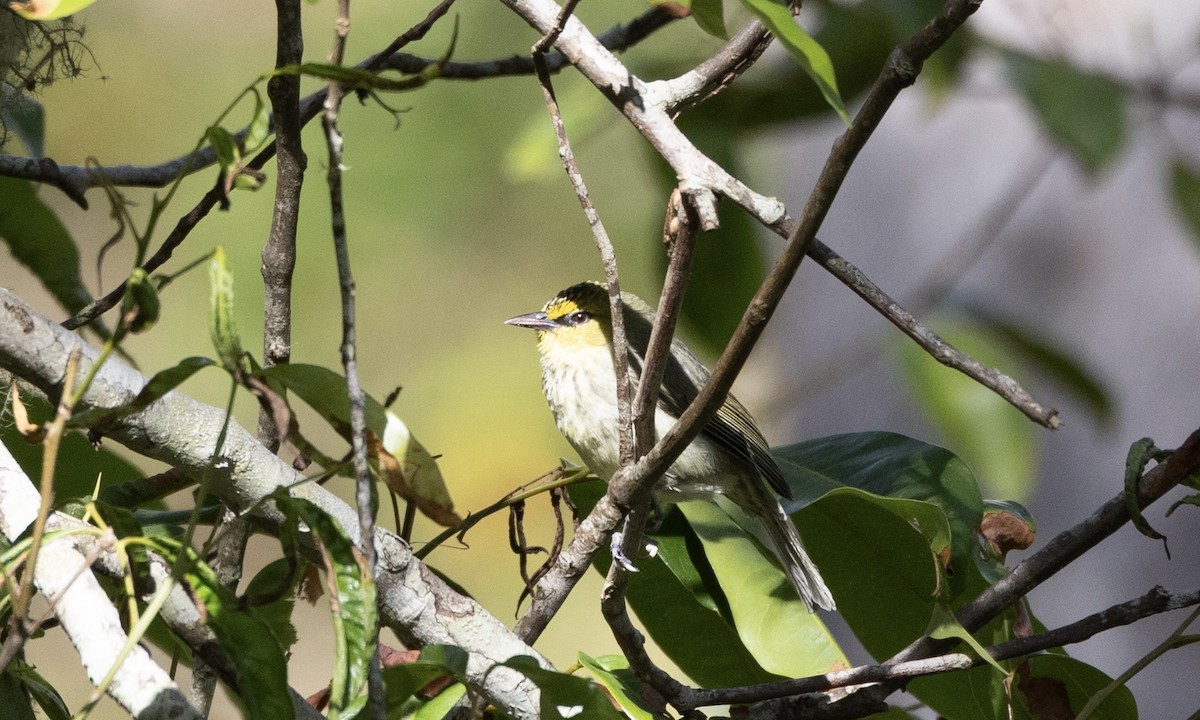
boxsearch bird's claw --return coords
[609,531,659,571]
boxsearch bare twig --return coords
[679,586,1200,711]
[54,8,674,331]
[530,30,633,471]
[320,2,386,718]
[0,7,676,209]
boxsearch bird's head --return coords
[505,281,613,354]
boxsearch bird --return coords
[505,281,835,612]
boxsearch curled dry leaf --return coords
[981,509,1037,558]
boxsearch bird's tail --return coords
[726,487,836,612]
[762,501,835,612]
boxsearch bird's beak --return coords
[505,311,558,331]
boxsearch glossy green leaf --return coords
[737,0,849,123]
[570,480,780,688]
[0,665,36,720]
[1169,159,1200,251]
[208,246,246,373]
[182,547,294,720]
[1007,54,1125,174]
[893,322,1039,502]
[0,178,92,316]
[775,431,986,591]
[501,656,626,720]
[69,356,216,428]
[679,500,846,678]
[9,0,101,19]
[797,492,940,659]
[578,654,664,720]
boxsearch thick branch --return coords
[0,289,548,719]
[0,442,201,720]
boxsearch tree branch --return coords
[507,0,1018,650]
[0,289,548,719]
[0,441,202,720]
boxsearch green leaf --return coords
[679,500,846,678]
[665,0,728,38]
[570,481,780,688]
[208,246,246,374]
[926,604,1005,673]
[0,663,37,720]
[7,658,66,720]
[204,126,239,169]
[1007,54,1125,174]
[893,322,1039,502]
[9,0,101,19]
[501,656,626,720]
[775,432,985,589]
[413,683,466,720]
[382,645,469,715]
[275,494,377,719]
[242,558,300,653]
[0,178,93,315]
[182,547,294,720]
[798,492,941,659]
[261,364,458,526]
[0,86,45,157]
[737,0,849,123]
[0,393,151,506]
[1169,159,1200,251]
[245,88,272,153]
[69,357,217,428]
[578,654,665,720]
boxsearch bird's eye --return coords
[566,310,590,326]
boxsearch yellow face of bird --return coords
[505,282,612,355]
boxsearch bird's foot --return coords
[609,531,659,572]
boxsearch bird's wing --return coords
[622,303,791,500]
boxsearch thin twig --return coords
[0,7,676,208]
[530,31,633,471]
[503,0,1000,660]
[55,8,674,331]
[365,0,459,72]
[677,586,1200,711]
[321,2,385,718]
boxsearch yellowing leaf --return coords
[9,0,100,20]
[373,411,461,528]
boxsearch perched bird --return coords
[506,281,835,612]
